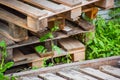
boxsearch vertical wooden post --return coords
[8,22,28,41]
[27,16,48,32]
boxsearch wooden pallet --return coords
[0,0,102,33]
[12,56,120,80]
[13,45,85,67]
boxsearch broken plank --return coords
[0,0,48,18]
[100,65,120,78]
[58,38,85,51]
[57,70,98,80]
[13,49,27,62]
[23,0,65,12]
[38,73,66,80]
[53,0,82,7]
[0,8,37,32]
[80,67,120,80]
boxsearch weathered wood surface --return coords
[100,65,120,78]
[0,21,28,42]
[80,67,120,80]
[12,56,120,80]
[58,38,85,51]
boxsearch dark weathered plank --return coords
[57,70,98,80]
[0,0,48,18]
[100,65,120,78]
[80,68,120,80]
[38,73,66,80]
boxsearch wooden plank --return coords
[53,0,82,7]
[0,0,48,18]
[0,34,15,46]
[57,70,98,80]
[23,0,65,12]
[38,73,66,80]
[80,68,120,80]
[100,65,120,78]
[58,38,85,51]
[0,8,37,32]
[13,49,27,62]
[0,22,28,42]
[20,77,43,80]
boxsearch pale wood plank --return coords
[0,0,48,18]
[100,65,120,78]
[23,0,65,12]
[0,8,37,32]
[57,70,98,80]
[58,38,85,51]
[20,77,42,80]
[38,73,66,80]
[80,68,120,80]
[53,0,82,7]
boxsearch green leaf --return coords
[52,45,61,54]
[40,32,53,42]
[0,41,6,48]
[0,72,4,79]
[1,62,14,72]
[35,46,46,53]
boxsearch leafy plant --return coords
[0,41,15,80]
[86,16,120,60]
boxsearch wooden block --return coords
[0,22,28,42]
[100,65,120,78]
[0,0,48,18]
[13,49,27,62]
[57,70,98,80]
[72,51,85,61]
[85,7,98,19]
[30,60,43,68]
[53,0,82,7]
[95,0,114,9]
[0,8,37,32]
[48,16,65,30]
[27,16,48,31]
[23,0,66,12]
[58,38,85,52]
[38,73,66,80]
[80,68,120,80]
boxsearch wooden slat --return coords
[100,65,120,78]
[20,77,42,80]
[58,38,85,51]
[0,0,48,18]
[0,8,37,32]
[57,70,98,80]
[53,0,82,7]
[23,0,65,12]
[80,68,120,80]
[38,73,66,80]
[13,49,27,62]
[0,34,15,46]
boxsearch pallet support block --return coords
[72,51,85,62]
[95,0,114,9]
[65,7,82,21]
[8,22,28,41]
[29,60,43,68]
[27,16,48,32]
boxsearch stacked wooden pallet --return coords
[0,0,114,67]
[12,56,120,80]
